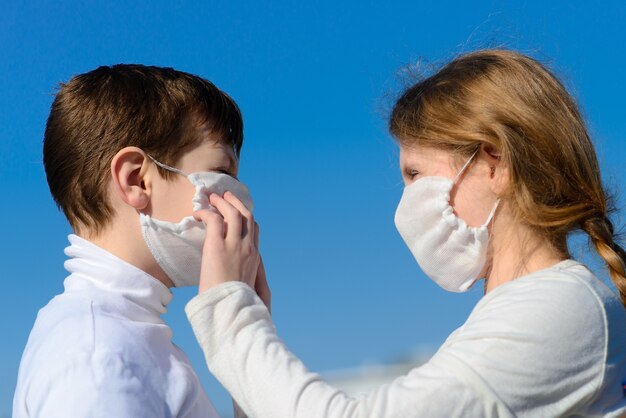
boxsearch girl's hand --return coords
[255,256,271,314]
[193,191,260,294]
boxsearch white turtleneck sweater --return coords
[13,235,220,418]
[186,259,626,417]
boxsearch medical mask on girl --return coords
[394,150,499,292]
[140,156,254,288]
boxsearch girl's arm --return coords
[185,281,507,418]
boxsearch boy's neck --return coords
[79,219,175,289]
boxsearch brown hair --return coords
[44,64,243,235]
[389,49,626,307]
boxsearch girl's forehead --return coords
[400,145,451,164]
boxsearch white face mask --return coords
[394,150,499,292]
[140,156,254,287]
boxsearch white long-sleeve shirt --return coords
[186,260,626,417]
[13,235,220,418]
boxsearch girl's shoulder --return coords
[462,259,625,342]
[440,260,626,415]
[477,259,625,327]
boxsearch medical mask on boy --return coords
[394,150,499,292]
[139,156,254,288]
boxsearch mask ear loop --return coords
[451,148,500,228]
[482,198,500,227]
[453,148,480,184]
[147,155,189,177]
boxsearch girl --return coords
[188,49,626,417]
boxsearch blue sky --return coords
[2,1,625,416]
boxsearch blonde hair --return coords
[389,49,626,307]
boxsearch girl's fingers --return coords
[193,208,225,242]
[254,222,260,249]
[223,191,252,218]
[209,193,243,243]
[255,257,271,314]
[223,191,255,243]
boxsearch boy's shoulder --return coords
[14,289,204,415]
[18,290,185,386]
[14,284,216,417]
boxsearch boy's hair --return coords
[43,64,243,235]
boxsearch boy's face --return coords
[148,123,239,223]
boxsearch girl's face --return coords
[399,145,499,228]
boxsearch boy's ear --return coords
[481,143,509,196]
[110,147,152,210]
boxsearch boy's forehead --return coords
[198,123,237,153]
[181,135,238,172]
[197,139,234,159]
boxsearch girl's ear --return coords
[110,147,152,210]
[481,143,509,196]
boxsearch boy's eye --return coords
[208,167,230,175]
[404,169,420,179]
[214,168,238,179]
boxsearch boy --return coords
[13,64,250,417]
